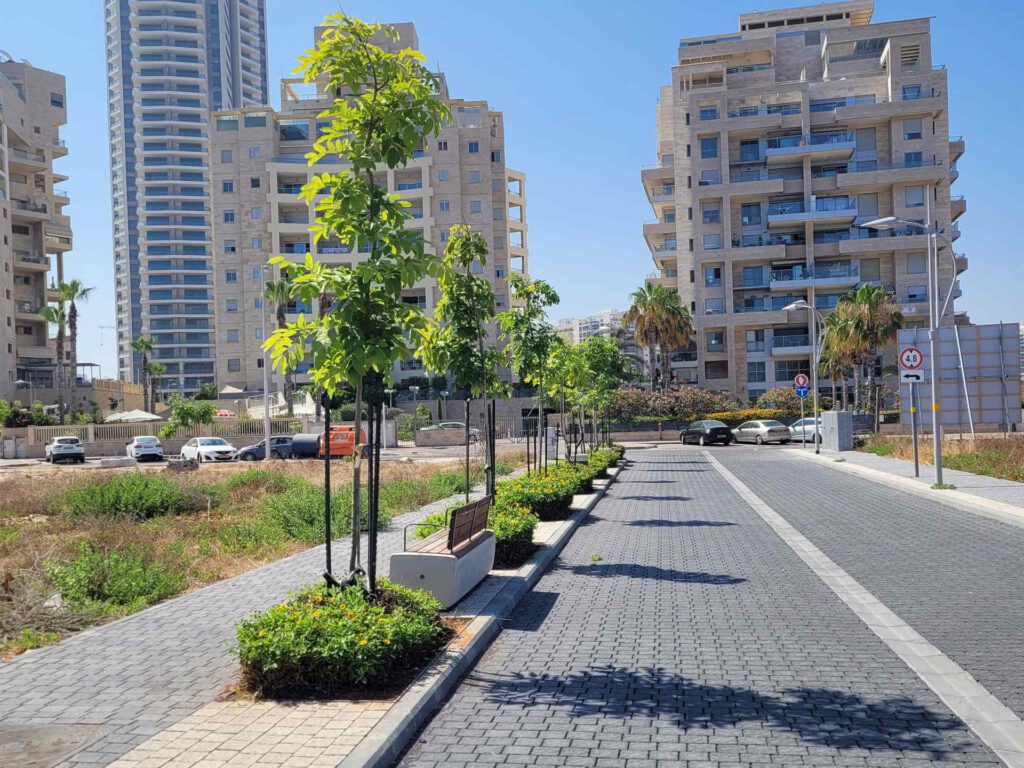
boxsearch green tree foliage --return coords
[132,336,155,412]
[623,284,693,391]
[39,304,68,422]
[58,279,93,417]
[159,394,216,439]
[497,274,560,386]
[194,382,219,401]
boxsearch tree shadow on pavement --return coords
[627,519,737,528]
[617,495,694,502]
[479,665,975,759]
[558,563,746,585]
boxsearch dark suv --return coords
[237,435,293,461]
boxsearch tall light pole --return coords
[384,388,395,409]
[259,266,272,462]
[860,211,955,484]
[782,300,825,454]
[14,379,35,407]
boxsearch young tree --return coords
[58,279,93,417]
[265,14,448,592]
[578,335,634,443]
[39,304,67,423]
[132,336,155,412]
[498,274,560,472]
[194,382,219,401]
[417,224,504,498]
[159,394,216,439]
[146,362,167,410]
[263,277,295,416]
[838,284,903,413]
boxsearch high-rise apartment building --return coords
[555,310,625,345]
[105,0,268,395]
[642,0,965,401]
[209,24,529,395]
[0,56,73,401]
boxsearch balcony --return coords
[949,136,965,163]
[954,253,968,274]
[765,132,856,165]
[836,159,945,188]
[732,232,805,249]
[642,218,676,243]
[15,251,49,271]
[640,160,674,184]
[951,195,966,221]
[770,335,813,357]
[770,263,859,290]
[15,301,44,319]
[646,184,675,204]
[12,199,48,220]
[734,296,804,314]
[767,198,857,228]
[950,222,961,241]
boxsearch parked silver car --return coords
[789,417,822,442]
[732,420,791,445]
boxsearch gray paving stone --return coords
[398,447,1002,768]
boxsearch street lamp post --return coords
[440,390,449,421]
[860,210,954,485]
[258,266,272,463]
[782,300,825,454]
[14,379,35,407]
[409,385,419,401]
[384,388,395,409]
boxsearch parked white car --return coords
[438,422,481,442]
[126,435,164,461]
[44,436,85,464]
[789,417,822,442]
[732,420,791,445]
[180,437,237,463]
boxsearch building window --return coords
[227,358,241,372]
[223,239,236,253]
[469,171,481,183]
[256,358,264,369]
[741,203,761,226]
[700,169,721,186]
[439,199,450,212]
[437,140,448,151]
[50,92,64,108]
[251,267,263,279]
[704,298,725,315]
[470,200,482,214]
[437,169,449,182]
[491,150,501,162]
[903,118,923,140]
[906,252,927,274]
[244,115,267,128]
[468,142,479,154]
[746,329,765,352]
[904,151,923,167]
[223,210,235,222]
[255,327,263,339]
[775,359,809,381]
[250,177,261,188]
[227,299,238,312]
[702,203,720,224]
[907,285,927,302]
[249,146,261,159]
[254,298,262,309]
[225,270,238,283]
[703,233,723,250]
[699,106,718,121]
[902,84,923,100]
[222,181,234,193]
[748,361,766,383]
[220,150,233,163]
[700,136,719,159]
[739,139,760,162]
[227,329,240,343]
[250,208,262,220]
[705,361,728,379]
[252,237,262,249]
[905,185,925,208]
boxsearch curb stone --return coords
[337,461,626,768]
[788,449,1024,530]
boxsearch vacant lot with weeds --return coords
[0,455,521,657]
[860,435,1024,483]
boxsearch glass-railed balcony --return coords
[813,227,919,244]
[734,296,804,313]
[732,232,805,249]
[767,197,857,228]
[765,131,856,164]
[770,263,859,289]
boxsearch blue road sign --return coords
[795,385,810,399]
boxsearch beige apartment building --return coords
[642,0,966,401]
[556,310,625,345]
[0,56,73,402]
[210,23,529,395]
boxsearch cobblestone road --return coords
[715,446,1024,722]
[400,446,1001,768]
[0,487,488,767]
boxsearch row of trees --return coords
[37,279,93,424]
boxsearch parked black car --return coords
[237,435,293,461]
[680,420,733,446]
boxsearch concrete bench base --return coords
[389,532,496,609]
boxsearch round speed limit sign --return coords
[899,346,924,370]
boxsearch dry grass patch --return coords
[861,435,1024,483]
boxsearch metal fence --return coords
[28,419,302,445]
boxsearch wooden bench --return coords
[389,496,495,608]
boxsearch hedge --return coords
[703,409,791,428]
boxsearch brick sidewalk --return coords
[400,446,1001,767]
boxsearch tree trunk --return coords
[141,353,150,413]
[277,305,293,416]
[55,333,66,424]
[349,379,363,576]
[68,303,78,418]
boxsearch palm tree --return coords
[132,336,155,412]
[818,313,853,409]
[838,283,903,414]
[623,284,693,392]
[58,279,94,417]
[39,304,68,423]
[263,278,294,416]
[146,362,167,411]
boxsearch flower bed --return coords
[495,470,578,520]
[235,580,446,697]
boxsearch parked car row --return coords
[679,416,822,447]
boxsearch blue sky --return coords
[4,0,1021,377]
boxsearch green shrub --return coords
[704,408,790,428]
[235,579,445,696]
[426,470,467,499]
[261,478,350,543]
[46,543,184,615]
[414,510,448,540]
[49,472,208,520]
[496,470,577,521]
[218,517,290,555]
[490,503,538,568]
[219,468,291,494]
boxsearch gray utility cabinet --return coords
[822,411,854,452]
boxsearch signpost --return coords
[794,375,810,448]
[899,346,924,477]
